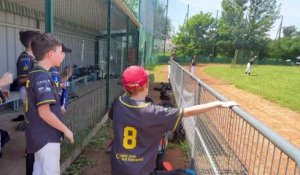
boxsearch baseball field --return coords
[64,63,300,174]
[150,63,300,147]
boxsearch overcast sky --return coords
[168,0,300,39]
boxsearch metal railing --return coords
[170,60,300,175]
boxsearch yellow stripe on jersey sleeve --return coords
[172,108,184,132]
[36,99,56,106]
[29,70,46,74]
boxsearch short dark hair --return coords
[31,33,62,61]
[19,30,40,48]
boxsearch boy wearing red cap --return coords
[109,66,237,175]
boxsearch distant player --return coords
[168,53,175,81]
[189,55,196,75]
[245,55,257,76]
[109,65,237,175]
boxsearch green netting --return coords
[123,0,167,68]
[0,0,44,20]
[50,0,139,162]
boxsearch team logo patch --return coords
[36,80,51,85]
[38,86,51,92]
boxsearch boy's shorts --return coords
[19,86,26,104]
[33,143,60,175]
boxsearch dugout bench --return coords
[0,91,20,111]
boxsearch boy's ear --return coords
[143,83,149,89]
[46,50,55,59]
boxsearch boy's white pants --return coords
[245,63,251,74]
[19,86,26,104]
[168,65,171,80]
[33,143,60,175]
[190,66,195,75]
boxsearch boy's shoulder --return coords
[17,51,34,60]
[29,67,51,82]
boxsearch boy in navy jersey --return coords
[16,30,40,104]
[109,66,237,175]
[25,33,74,175]
[49,44,72,114]
[15,30,40,175]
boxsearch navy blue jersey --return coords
[110,95,183,175]
[16,51,36,84]
[25,65,63,154]
[49,67,61,88]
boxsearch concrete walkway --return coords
[0,108,26,175]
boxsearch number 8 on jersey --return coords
[123,126,137,149]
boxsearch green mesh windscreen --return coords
[51,0,139,161]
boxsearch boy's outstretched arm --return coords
[183,101,238,117]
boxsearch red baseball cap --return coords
[122,66,149,92]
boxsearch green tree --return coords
[283,25,297,38]
[173,12,215,56]
[272,27,300,61]
[217,0,280,58]
[247,0,280,49]
[217,0,248,57]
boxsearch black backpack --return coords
[0,128,10,158]
[0,129,10,147]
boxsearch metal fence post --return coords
[136,28,140,65]
[45,0,54,33]
[106,0,112,110]
[190,83,201,169]
[179,69,184,106]
[126,16,129,69]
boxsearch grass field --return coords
[205,65,300,112]
[148,64,169,82]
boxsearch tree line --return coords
[172,0,300,63]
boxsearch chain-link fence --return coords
[123,0,168,68]
[50,0,140,163]
[0,0,140,170]
[170,59,300,174]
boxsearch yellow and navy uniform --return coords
[25,65,63,154]
[109,95,183,175]
[16,51,36,85]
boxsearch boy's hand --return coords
[1,72,13,86]
[220,101,238,108]
[2,90,10,98]
[64,129,74,144]
[61,106,66,114]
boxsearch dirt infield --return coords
[189,64,300,148]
